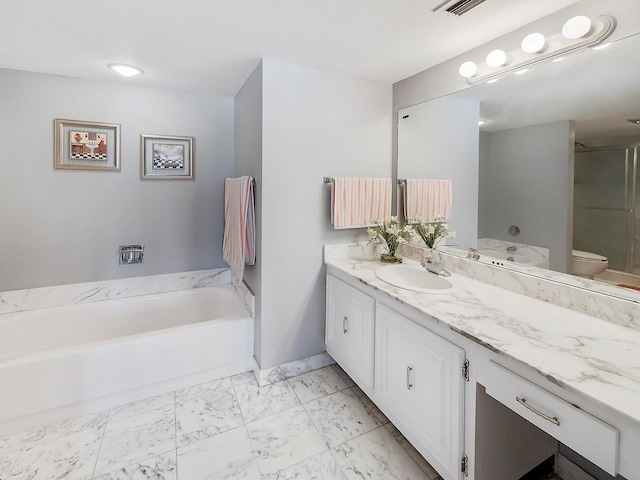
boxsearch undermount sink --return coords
[375,264,454,293]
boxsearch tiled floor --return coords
[0,365,442,480]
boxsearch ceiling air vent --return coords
[432,0,487,16]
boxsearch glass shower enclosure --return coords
[573,146,638,272]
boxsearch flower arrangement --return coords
[412,218,456,249]
[367,216,412,261]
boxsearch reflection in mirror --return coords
[397,33,640,296]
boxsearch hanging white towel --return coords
[331,177,392,229]
[223,176,255,282]
[403,178,452,222]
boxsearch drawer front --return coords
[326,275,375,390]
[484,361,619,476]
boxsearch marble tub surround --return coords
[231,271,256,318]
[0,366,441,480]
[325,246,640,425]
[0,268,232,315]
[477,238,550,267]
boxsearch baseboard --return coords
[253,352,335,386]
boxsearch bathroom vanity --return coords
[324,244,640,480]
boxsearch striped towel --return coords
[331,177,391,229]
[223,176,256,282]
[404,178,452,222]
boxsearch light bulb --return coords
[108,64,144,77]
[562,16,592,39]
[486,49,508,68]
[458,61,477,78]
[521,33,546,53]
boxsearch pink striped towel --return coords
[404,178,452,222]
[223,176,256,282]
[331,177,392,229]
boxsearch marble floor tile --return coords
[94,405,175,476]
[230,371,257,387]
[305,389,383,447]
[176,388,243,447]
[177,426,260,480]
[349,386,389,424]
[246,405,327,475]
[175,377,233,403]
[330,364,356,388]
[0,430,33,453]
[0,450,21,480]
[384,424,440,480]
[93,451,177,480]
[262,451,346,480]
[109,393,175,422]
[9,427,103,480]
[28,411,109,446]
[235,380,300,423]
[332,427,430,480]
[289,366,349,404]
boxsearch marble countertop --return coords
[325,255,640,425]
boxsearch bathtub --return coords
[0,285,253,435]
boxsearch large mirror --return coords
[397,32,640,298]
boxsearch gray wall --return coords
[234,62,263,362]
[397,96,479,248]
[256,59,391,370]
[480,121,575,272]
[0,69,234,291]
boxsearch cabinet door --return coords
[375,303,465,480]
[326,275,375,390]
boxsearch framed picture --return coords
[54,119,121,171]
[140,134,194,180]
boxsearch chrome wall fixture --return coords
[458,15,616,85]
[119,245,144,265]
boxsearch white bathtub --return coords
[0,285,253,435]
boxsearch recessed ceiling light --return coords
[478,120,487,126]
[592,43,611,50]
[515,69,529,75]
[628,118,640,125]
[108,64,144,77]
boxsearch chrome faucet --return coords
[466,248,480,260]
[421,259,451,277]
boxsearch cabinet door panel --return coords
[376,303,465,480]
[326,275,375,390]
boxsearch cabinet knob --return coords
[343,316,348,334]
[406,366,413,390]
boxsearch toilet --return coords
[571,249,609,278]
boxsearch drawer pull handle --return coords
[343,316,348,334]
[516,397,560,426]
[406,366,413,390]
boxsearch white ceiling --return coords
[0,0,578,96]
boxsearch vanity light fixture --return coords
[108,64,144,77]
[457,15,615,85]
[521,33,546,54]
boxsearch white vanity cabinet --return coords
[325,274,375,390]
[375,303,466,480]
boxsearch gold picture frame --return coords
[140,134,194,180]
[54,119,121,171]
